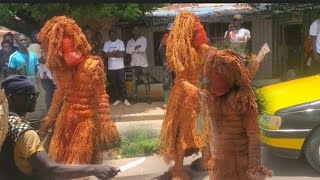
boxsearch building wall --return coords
[272,14,289,80]
[271,11,318,81]
[144,25,167,83]
[251,17,274,79]
[78,17,118,43]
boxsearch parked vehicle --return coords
[259,74,320,173]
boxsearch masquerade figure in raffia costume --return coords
[37,16,120,167]
[191,44,262,171]
[204,49,272,180]
[159,11,209,180]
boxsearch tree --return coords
[0,3,164,36]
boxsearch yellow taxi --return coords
[259,74,320,173]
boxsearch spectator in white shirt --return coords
[103,29,131,106]
[126,26,151,104]
[228,14,252,63]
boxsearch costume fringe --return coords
[159,11,208,164]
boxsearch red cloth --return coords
[228,31,236,39]
[192,21,208,47]
[163,33,169,44]
[211,73,232,96]
[62,37,84,66]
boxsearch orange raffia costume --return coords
[159,11,208,180]
[37,16,120,164]
[204,49,272,180]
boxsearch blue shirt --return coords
[8,50,39,77]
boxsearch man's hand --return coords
[134,45,141,50]
[93,165,120,180]
[107,52,115,58]
[38,117,55,139]
[112,50,120,56]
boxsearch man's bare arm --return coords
[28,151,119,180]
[112,51,125,58]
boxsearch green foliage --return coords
[253,86,269,128]
[0,3,164,34]
[252,87,267,115]
[210,39,231,50]
[0,3,162,23]
[0,4,16,24]
[119,129,159,158]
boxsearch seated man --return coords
[0,75,119,180]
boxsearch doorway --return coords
[285,24,303,79]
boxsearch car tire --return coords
[304,130,320,173]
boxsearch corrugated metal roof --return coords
[116,3,318,26]
[146,3,270,25]
[147,3,267,18]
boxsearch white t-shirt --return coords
[103,39,125,70]
[309,19,320,54]
[126,36,148,67]
[231,28,251,43]
[229,28,251,59]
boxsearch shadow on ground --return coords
[261,147,319,177]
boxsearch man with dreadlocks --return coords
[204,49,272,180]
[37,16,120,167]
[159,11,209,180]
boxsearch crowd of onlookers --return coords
[0,31,54,112]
